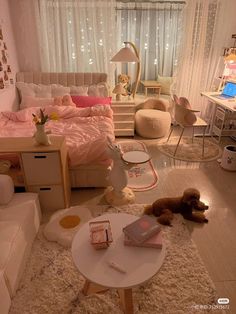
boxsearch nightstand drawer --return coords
[21,152,61,185]
[111,105,134,114]
[114,129,134,136]
[113,113,134,121]
[114,121,134,129]
[28,185,65,211]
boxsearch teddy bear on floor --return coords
[144,188,209,226]
[118,74,131,96]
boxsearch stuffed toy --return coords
[173,94,198,125]
[54,94,76,107]
[62,94,76,107]
[144,188,209,226]
[118,74,131,96]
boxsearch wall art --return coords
[0,20,14,92]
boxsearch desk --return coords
[72,213,166,314]
[140,80,161,97]
[201,92,236,142]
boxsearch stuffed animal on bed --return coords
[54,94,76,107]
[144,188,209,226]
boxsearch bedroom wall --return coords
[0,0,19,111]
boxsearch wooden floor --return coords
[70,133,236,314]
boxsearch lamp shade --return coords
[111,47,139,63]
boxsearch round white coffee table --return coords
[71,213,166,314]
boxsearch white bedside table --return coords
[111,100,135,136]
[0,136,70,211]
[72,213,166,314]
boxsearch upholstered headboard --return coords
[16,72,108,86]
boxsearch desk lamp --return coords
[111,42,141,98]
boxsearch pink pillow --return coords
[71,95,112,108]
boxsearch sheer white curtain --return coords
[35,0,117,82]
[116,1,184,83]
[174,0,236,120]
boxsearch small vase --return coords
[34,124,51,146]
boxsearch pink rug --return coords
[118,140,158,191]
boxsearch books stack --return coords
[123,215,163,249]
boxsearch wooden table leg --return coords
[118,288,134,314]
[82,279,108,296]
[145,87,147,97]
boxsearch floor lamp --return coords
[111,42,141,98]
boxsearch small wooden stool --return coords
[140,80,162,97]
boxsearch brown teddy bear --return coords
[118,74,131,96]
[144,188,209,226]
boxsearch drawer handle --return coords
[34,156,47,159]
[40,187,51,191]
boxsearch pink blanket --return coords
[0,105,114,167]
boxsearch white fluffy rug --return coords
[10,204,216,314]
[158,136,221,162]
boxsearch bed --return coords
[0,72,115,188]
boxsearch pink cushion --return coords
[71,96,112,108]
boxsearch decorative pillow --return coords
[70,85,88,96]
[16,82,35,98]
[71,95,112,108]
[16,82,52,98]
[51,84,70,97]
[157,75,173,95]
[88,83,109,97]
[16,82,52,109]
[20,96,54,109]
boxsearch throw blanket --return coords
[0,105,114,167]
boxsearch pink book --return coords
[122,215,161,244]
[124,231,163,249]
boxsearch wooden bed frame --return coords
[16,72,110,188]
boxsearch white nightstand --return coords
[0,136,70,211]
[111,100,135,136]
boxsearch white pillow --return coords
[16,82,52,109]
[0,175,14,205]
[34,84,52,98]
[88,83,109,97]
[51,84,71,97]
[70,85,88,96]
[16,82,36,98]
[16,82,52,98]
[157,75,173,95]
[21,96,54,109]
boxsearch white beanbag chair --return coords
[135,109,171,138]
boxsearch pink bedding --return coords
[0,105,114,167]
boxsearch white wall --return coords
[0,0,19,111]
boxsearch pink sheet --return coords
[0,105,114,167]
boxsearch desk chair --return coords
[167,95,208,157]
